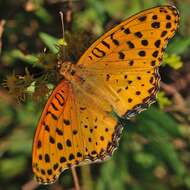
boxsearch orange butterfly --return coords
[32,5,179,184]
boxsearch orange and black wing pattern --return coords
[32,5,179,184]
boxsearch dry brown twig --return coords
[71,167,80,190]
[22,180,39,190]
[0,19,5,54]
[160,81,190,114]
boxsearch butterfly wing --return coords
[32,80,76,184]
[76,5,179,117]
[32,80,118,184]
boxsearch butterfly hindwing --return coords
[32,80,82,183]
[32,80,119,184]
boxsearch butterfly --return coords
[32,5,179,184]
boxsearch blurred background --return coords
[0,0,190,190]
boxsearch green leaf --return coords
[167,37,190,55]
[148,140,186,176]
[163,53,183,70]
[0,157,27,179]
[35,6,52,23]
[157,91,172,109]
[137,107,181,137]
[2,50,38,65]
[39,32,59,53]
[134,152,156,168]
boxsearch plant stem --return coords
[81,165,93,190]
[71,167,80,190]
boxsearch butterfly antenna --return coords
[59,11,66,60]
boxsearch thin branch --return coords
[22,179,39,190]
[71,167,80,190]
[0,20,5,54]
[59,11,66,59]
[160,81,190,114]
[81,165,93,190]
[65,0,73,30]
[59,11,65,39]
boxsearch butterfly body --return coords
[32,5,179,184]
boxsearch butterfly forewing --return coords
[78,5,179,68]
[77,5,179,117]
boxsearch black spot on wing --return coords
[127,41,135,49]
[56,128,63,135]
[151,22,160,28]
[154,40,161,48]
[92,47,106,58]
[138,15,147,22]
[141,39,148,46]
[101,40,110,49]
[135,32,143,38]
[63,119,71,125]
[118,51,125,60]
[110,33,120,46]
[46,111,58,120]
[51,102,59,111]
[55,93,64,106]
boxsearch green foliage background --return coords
[0,0,190,190]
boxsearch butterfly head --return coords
[59,61,73,76]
